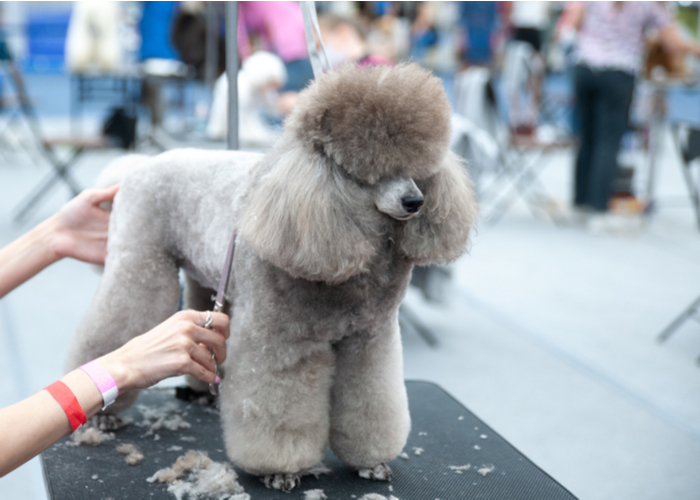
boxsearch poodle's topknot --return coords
[286,63,452,184]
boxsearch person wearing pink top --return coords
[565,2,700,218]
[317,13,394,69]
[237,1,313,91]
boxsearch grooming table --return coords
[41,381,576,499]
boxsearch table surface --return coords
[42,381,576,500]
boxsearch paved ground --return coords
[1,79,699,499]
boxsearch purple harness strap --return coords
[208,229,236,395]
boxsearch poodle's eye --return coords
[332,162,374,187]
[353,177,374,188]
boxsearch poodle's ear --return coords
[399,151,478,264]
[239,146,381,284]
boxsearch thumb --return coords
[89,184,120,205]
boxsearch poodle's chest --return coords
[235,256,413,343]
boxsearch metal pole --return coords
[645,83,663,205]
[205,2,219,89]
[226,1,239,150]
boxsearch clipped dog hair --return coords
[240,63,477,283]
[67,61,479,491]
[288,63,452,183]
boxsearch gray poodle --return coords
[65,63,478,491]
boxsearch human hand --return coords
[97,310,230,392]
[51,184,119,265]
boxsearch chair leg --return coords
[671,126,700,232]
[485,149,559,225]
[657,294,700,343]
[13,149,84,222]
[680,160,700,231]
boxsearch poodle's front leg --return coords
[219,338,335,491]
[329,315,410,478]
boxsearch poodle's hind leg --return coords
[219,339,335,491]
[64,240,181,415]
[329,318,410,479]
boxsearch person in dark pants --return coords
[564,2,700,226]
[573,65,635,211]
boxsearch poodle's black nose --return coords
[401,195,424,213]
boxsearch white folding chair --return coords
[452,66,571,225]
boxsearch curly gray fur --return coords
[65,62,477,489]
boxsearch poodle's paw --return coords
[260,473,301,492]
[357,463,393,481]
[88,414,125,431]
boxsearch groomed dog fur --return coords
[65,63,478,491]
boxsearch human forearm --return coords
[660,25,700,58]
[0,185,118,298]
[0,309,229,478]
[0,368,105,476]
[0,215,62,298]
[554,1,584,40]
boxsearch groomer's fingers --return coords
[86,184,120,205]
[188,325,227,364]
[180,310,230,339]
[189,342,216,372]
[181,354,218,384]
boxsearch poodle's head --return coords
[240,63,478,284]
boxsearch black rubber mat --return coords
[42,381,576,499]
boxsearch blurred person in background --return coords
[564,2,700,229]
[355,1,411,63]
[457,1,499,68]
[318,13,393,68]
[171,2,226,80]
[408,2,438,64]
[237,1,313,92]
[503,1,551,134]
[509,1,550,56]
[139,1,183,127]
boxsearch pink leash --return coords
[207,230,237,395]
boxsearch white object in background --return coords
[141,58,189,78]
[207,52,287,146]
[65,1,121,73]
[510,1,550,30]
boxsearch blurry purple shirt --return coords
[575,2,671,75]
[237,2,308,63]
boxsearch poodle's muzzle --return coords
[373,176,424,221]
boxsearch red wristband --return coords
[45,381,87,432]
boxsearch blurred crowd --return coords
[2,1,700,223]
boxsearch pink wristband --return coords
[79,360,119,410]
